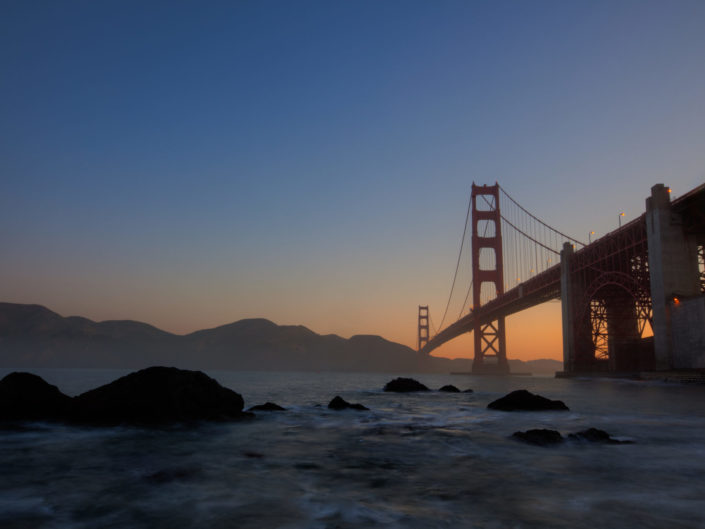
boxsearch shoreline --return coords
[555,369,705,384]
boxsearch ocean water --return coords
[1,368,704,529]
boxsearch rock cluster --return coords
[0,369,634,449]
[568,427,634,444]
[0,372,72,421]
[512,428,564,446]
[383,378,429,392]
[0,367,248,426]
[487,389,569,411]
[512,427,633,446]
[328,396,369,411]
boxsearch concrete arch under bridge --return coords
[571,270,654,373]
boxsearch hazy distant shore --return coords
[0,302,562,374]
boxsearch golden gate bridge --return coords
[418,182,705,376]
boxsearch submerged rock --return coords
[383,378,430,392]
[568,428,634,444]
[248,402,286,412]
[513,427,634,447]
[71,366,247,425]
[439,385,461,393]
[0,372,72,422]
[328,396,369,411]
[487,389,569,411]
[512,429,564,446]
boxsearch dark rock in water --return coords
[568,428,634,444]
[488,389,569,411]
[463,388,474,393]
[512,429,565,446]
[439,385,460,393]
[248,402,286,412]
[71,366,247,425]
[383,378,430,392]
[0,372,72,422]
[328,396,369,411]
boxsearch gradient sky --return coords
[2,0,704,361]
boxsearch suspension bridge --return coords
[418,182,705,375]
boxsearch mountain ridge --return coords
[0,302,562,374]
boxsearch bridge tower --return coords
[417,305,429,351]
[471,183,509,374]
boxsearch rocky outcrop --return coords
[568,428,633,444]
[70,366,247,425]
[327,396,369,411]
[512,429,564,446]
[0,372,72,421]
[248,402,286,412]
[438,384,460,393]
[383,378,430,392]
[487,389,569,411]
[513,427,634,446]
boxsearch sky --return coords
[2,0,704,361]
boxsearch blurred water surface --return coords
[1,368,704,528]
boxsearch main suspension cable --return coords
[437,190,472,332]
[499,185,586,247]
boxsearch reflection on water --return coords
[1,369,704,528]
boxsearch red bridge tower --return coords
[471,183,509,374]
[417,305,429,351]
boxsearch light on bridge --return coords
[673,297,680,305]
[589,231,595,243]
[618,212,625,228]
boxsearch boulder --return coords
[463,388,474,393]
[248,402,286,412]
[70,366,247,425]
[512,429,565,446]
[383,378,430,392]
[568,428,634,444]
[0,372,72,422]
[439,385,460,393]
[328,396,369,411]
[487,389,569,411]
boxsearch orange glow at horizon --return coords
[423,300,564,362]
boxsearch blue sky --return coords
[2,0,704,359]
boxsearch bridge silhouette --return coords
[419,182,705,375]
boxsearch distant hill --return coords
[511,358,564,374]
[0,303,561,374]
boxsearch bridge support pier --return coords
[560,242,576,372]
[560,242,594,372]
[646,184,704,369]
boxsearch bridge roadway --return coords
[420,182,704,356]
[420,263,561,355]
